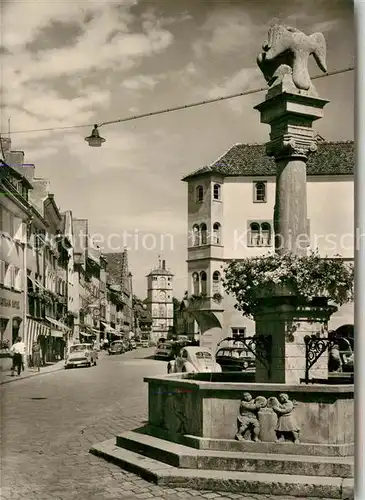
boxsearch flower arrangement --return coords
[223,250,354,318]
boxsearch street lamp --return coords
[85,125,105,147]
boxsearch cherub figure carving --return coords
[268,393,300,444]
[235,393,267,442]
[257,23,327,92]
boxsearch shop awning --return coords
[45,316,70,331]
[50,329,64,338]
[26,318,51,353]
[101,322,116,333]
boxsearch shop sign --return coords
[0,297,20,310]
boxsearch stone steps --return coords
[115,430,354,478]
[90,437,353,498]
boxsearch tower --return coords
[145,257,174,343]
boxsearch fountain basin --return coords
[146,373,354,456]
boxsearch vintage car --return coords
[65,343,98,369]
[108,340,125,355]
[167,346,222,374]
[154,341,174,360]
[141,339,149,348]
[129,339,136,350]
[215,347,256,372]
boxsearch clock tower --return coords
[145,257,174,343]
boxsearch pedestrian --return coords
[32,340,41,372]
[10,336,26,376]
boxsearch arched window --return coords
[200,271,207,295]
[192,224,200,246]
[200,223,207,245]
[196,185,204,202]
[249,223,260,246]
[212,271,221,294]
[261,222,272,246]
[254,181,267,202]
[213,184,221,201]
[212,222,221,244]
[159,277,166,288]
[192,272,200,295]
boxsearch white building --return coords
[145,258,174,343]
[182,141,354,349]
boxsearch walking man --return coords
[10,336,26,376]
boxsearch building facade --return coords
[0,159,31,351]
[145,258,174,343]
[182,141,355,349]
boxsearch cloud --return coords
[193,8,255,57]
[122,75,162,91]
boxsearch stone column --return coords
[255,88,328,255]
[253,74,331,383]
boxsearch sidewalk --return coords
[0,360,65,385]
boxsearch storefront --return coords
[45,316,69,361]
[0,288,23,348]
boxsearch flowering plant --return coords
[223,250,354,318]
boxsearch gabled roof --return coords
[181,141,354,180]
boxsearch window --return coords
[0,261,5,284]
[14,268,22,291]
[212,222,221,244]
[249,223,261,246]
[231,327,246,336]
[213,184,221,201]
[10,266,15,289]
[253,181,267,203]
[200,271,207,295]
[200,223,207,245]
[192,272,200,295]
[212,271,221,294]
[261,222,272,246]
[248,221,272,247]
[192,224,200,246]
[196,185,204,202]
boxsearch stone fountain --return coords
[90,24,354,498]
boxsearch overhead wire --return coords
[0,66,354,136]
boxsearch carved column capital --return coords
[266,134,318,160]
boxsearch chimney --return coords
[1,137,11,154]
[162,260,166,270]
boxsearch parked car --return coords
[129,339,136,350]
[108,340,125,355]
[65,343,98,369]
[155,342,174,360]
[215,347,255,372]
[141,339,149,348]
[168,346,222,374]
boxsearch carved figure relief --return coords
[257,23,327,93]
[235,392,267,442]
[235,392,300,444]
[268,393,300,443]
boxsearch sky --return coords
[1,0,354,299]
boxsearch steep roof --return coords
[182,141,354,181]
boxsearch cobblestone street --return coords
[1,348,334,500]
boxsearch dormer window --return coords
[213,183,221,201]
[253,181,267,203]
[196,185,204,202]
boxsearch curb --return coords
[0,364,64,385]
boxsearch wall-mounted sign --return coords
[0,297,20,310]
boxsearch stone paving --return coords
[1,348,336,500]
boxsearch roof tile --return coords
[182,141,354,180]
